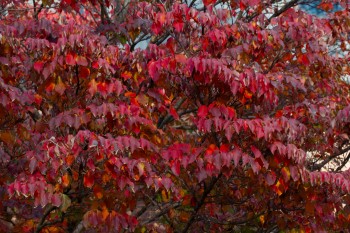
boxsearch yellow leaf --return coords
[259,215,265,225]
[281,166,291,182]
[60,194,71,213]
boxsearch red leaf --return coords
[151,22,162,35]
[79,67,90,79]
[203,0,216,6]
[66,53,76,66]
[239,1,246,10]
[92,61,99,69]
[198,105,208,118]
[148,61,160,81]
[206,144,217,155]
[220,144,229,153]
[297,54,310,66]
[170,107,179,120]
[205,163,215,176]
[174,20,184,32]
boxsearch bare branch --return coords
[268,0,299,22]
[311,145,350,171]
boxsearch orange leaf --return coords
[125,91,136,98]
[281,166,291,182]
[121,71,132,80]
[0,132,15,145]
[297,54,310,66]
[88,79,98,96]
[318,2,333,11]
[65,154,75,166]
[34,94,43,105]
[55,76,66,95]
[158,13,166,25]
[84,171,94,188]
[76,56,88,66]
[93,185,103,199]
[45,82,55,92]
[62,173,70,188]
[244,90,253,99]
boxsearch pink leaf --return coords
[148,61,160,81]
[251,145,262,158]
[51,193,62,207]
[266,171,276,185]
[161,177,172,190]
[34,61,44,73]
[171,160,181,176]
[76,56,88,66]
[232,149,241,167]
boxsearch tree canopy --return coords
[1,0,350,232]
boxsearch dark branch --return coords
[34,205,59,233]
[268,0,299,22]
[180,173,222,233]
[311,145,350,171]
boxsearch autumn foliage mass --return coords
[1,0,350,232]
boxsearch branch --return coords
[130,33,152,51]
[263,51,283,74]
[180,173,222,233]
[336,151,350,171]
[98,0,112,24]
[34,205,59,233]
[141,202,181,225]
[189,0,197,7]
[245,0,280,22]
[268,0,300,22]
[311,145,350,171]
[72,221,84,233]
[157,98,186,129]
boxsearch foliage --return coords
[1,0,350,232]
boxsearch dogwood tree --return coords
[1,0,350,232]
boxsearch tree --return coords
[1,0,350,232]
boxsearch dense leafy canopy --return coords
[1,0,350,232]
